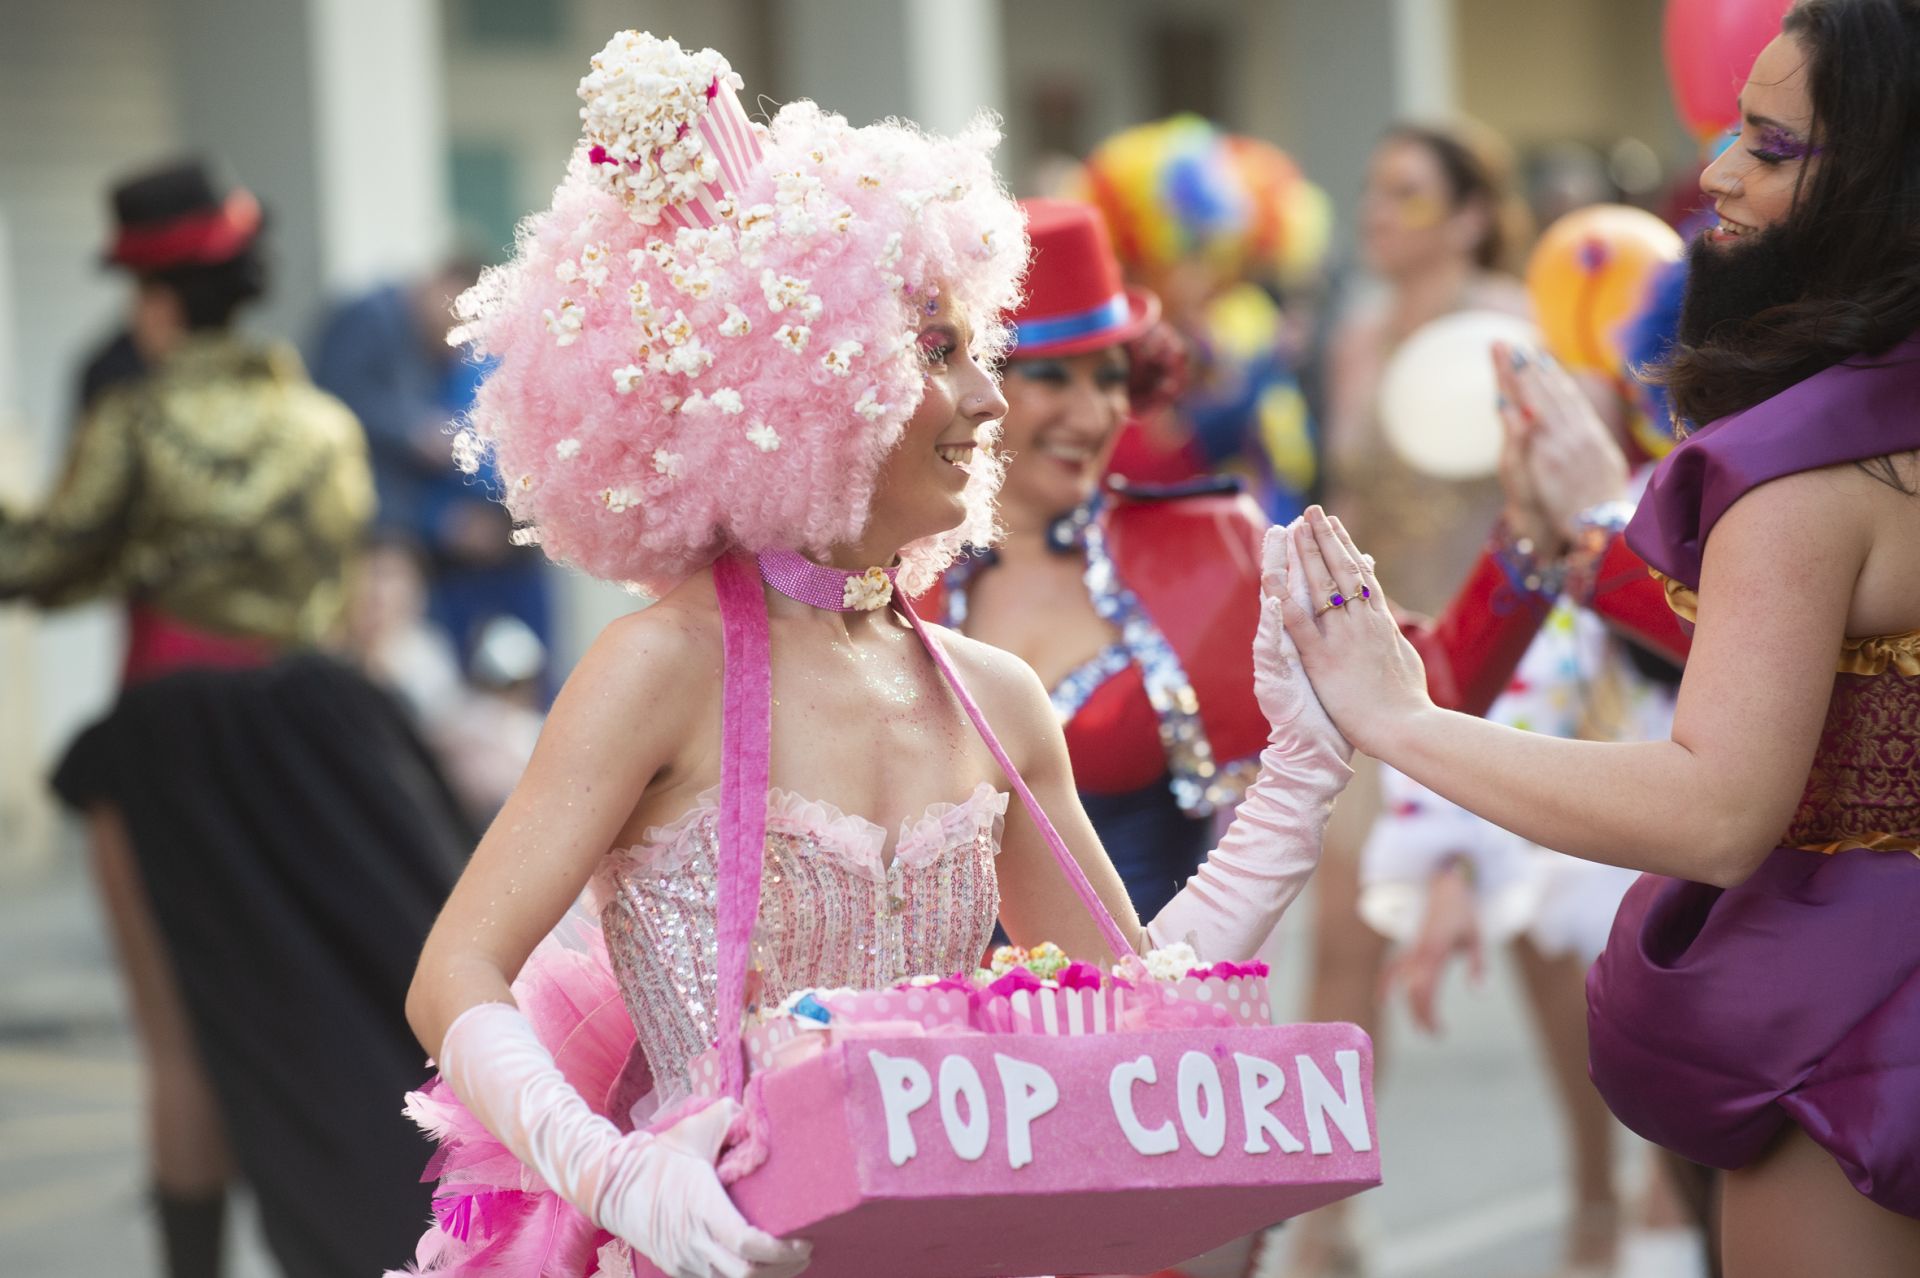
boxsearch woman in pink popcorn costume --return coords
[395,32,1355,1278]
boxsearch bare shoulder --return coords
[1698,465,1866,646]
[923,621,1056,733]
[553,571,724,734]
[927,621,1048,690]
[592,577,720,661]
[1714,461,1878,557]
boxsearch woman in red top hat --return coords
[922,198,1566,925]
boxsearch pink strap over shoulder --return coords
[710,554,773,1099]
[705,553,1136,1100]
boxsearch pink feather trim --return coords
[390,919,638,1277]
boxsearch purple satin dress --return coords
[1586,333,1920,1219]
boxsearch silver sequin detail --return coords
[1050,642,1133,722]
[942,496,1253,817]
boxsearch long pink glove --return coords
[1147,523,1355,960]
[438,1001,811,1278]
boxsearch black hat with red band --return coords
[104,159,264,273]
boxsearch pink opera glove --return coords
[437,1001,811,1278]
[1146,522,1355,961]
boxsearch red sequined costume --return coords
[920,476,1562,918]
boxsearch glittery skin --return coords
[598,784,1006,1103]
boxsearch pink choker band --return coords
[755,547,899,612]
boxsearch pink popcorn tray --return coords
[721,1023,1377,1277]
[622,556,1381,1276]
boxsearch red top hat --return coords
[1011,198,1159,359]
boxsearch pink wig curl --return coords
[451,37,1026,597]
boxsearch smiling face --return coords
[862,289,1009,553]
[1701,35,1820,244]
[996,346,1131,522]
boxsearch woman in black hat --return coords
[1,158,473,1278]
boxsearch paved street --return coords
[2,837,1677,1278]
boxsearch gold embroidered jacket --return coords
[0,336,374,646]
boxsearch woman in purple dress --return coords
[1277,4,1920,1273]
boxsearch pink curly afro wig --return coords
[450,34,1027,597]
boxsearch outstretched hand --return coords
[1255,524,1352,764]
[1276,508,1434,758]
[1380,859,1484,1037]
[1491,343,1630,546]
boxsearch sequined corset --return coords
[1783,632,1920,855]
[596,784,1007,1102]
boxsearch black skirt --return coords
[55,653,477,1278]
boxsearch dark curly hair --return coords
[1656,0,1920,473]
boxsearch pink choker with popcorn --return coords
[756,547,899,612]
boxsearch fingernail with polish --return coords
[1509,348,1529,370]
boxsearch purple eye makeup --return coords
[1752,124,1820,163]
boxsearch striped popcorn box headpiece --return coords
[577,31,766,230]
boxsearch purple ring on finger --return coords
[1360,585,1372,600]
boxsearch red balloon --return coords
[1663,0,1797,141]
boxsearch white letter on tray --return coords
[1295,1049,1373,1154]
[938,1055,990,1162]
[994,1053,1060,1170]
[1176,1051,1227,1156]
[1109,1054,1178,1155]
[1234,1053,1304,1154]
[869,1050,933,1166]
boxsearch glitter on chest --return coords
[600,792,1004,1101]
